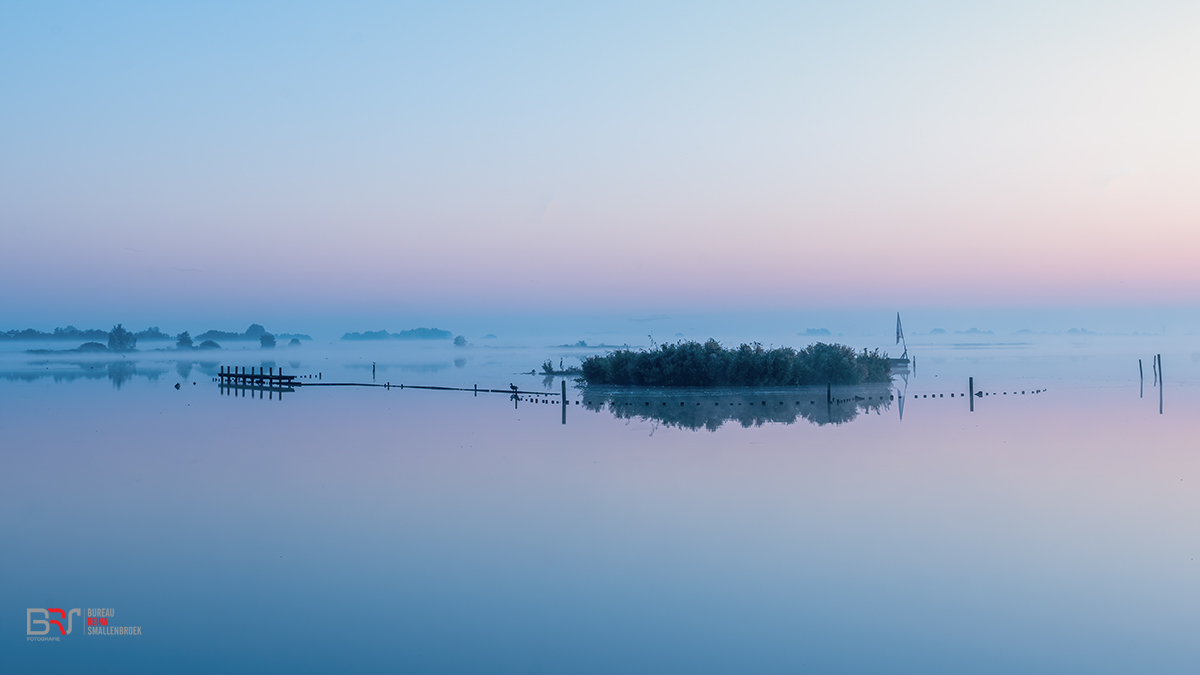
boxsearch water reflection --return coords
[1,359,223,388]
[582,383,894,431]
[3,360,167,388]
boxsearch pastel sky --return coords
[1,1,1197,328]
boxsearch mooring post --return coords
[1158,354,1163,415]
[474,384,478,396]
[561,379,567,425]
[1139,359,1143,398]
[969,377,974,412]
[827,383,831,405]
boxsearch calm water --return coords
[2,336,1198,674]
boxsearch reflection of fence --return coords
[220,381,295,399]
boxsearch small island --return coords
[580,340,891,387]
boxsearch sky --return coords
[1,1,1197,335]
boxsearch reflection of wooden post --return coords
[969,377,974,412]
[1139,359,1143,398]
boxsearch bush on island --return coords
[580,340,891,387]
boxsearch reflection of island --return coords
[581,383,894,431]
[2,359,221,388]
[4,360,169,388]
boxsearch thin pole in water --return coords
[1158,354,1163,415]
[969,377,974,412]
[1139,359,1143,398]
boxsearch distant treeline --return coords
[194,324,310,341]
[341,328,452,341]
[581,340,892,387]
[2,326,171,341]
[3,323,310,343]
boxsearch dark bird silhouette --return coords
[509,383,518,392]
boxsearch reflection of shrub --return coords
[176,331,193,349]
[581,340,891,387]
[260,333,276,349]
[107,324,137,352]
[198,340,221,350]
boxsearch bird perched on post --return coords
[509,383,518,393]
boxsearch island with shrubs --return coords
[580,340,891,387]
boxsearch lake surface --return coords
[2,335,1198,674]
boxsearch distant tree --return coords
[107,324,137,352]
[260,333,276,349]
[176,331,193,349]
[453,335,468,347]
[135,326,172,341]
[244,324,267,339]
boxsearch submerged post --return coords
[969,377,974,412]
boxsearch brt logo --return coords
[27,608,80,635]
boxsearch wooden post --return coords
[1158,354,1163,415]
[1139,359,1143,398]
[561,379,567,425]
[969,377,974,412]
[827,383,831,404]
